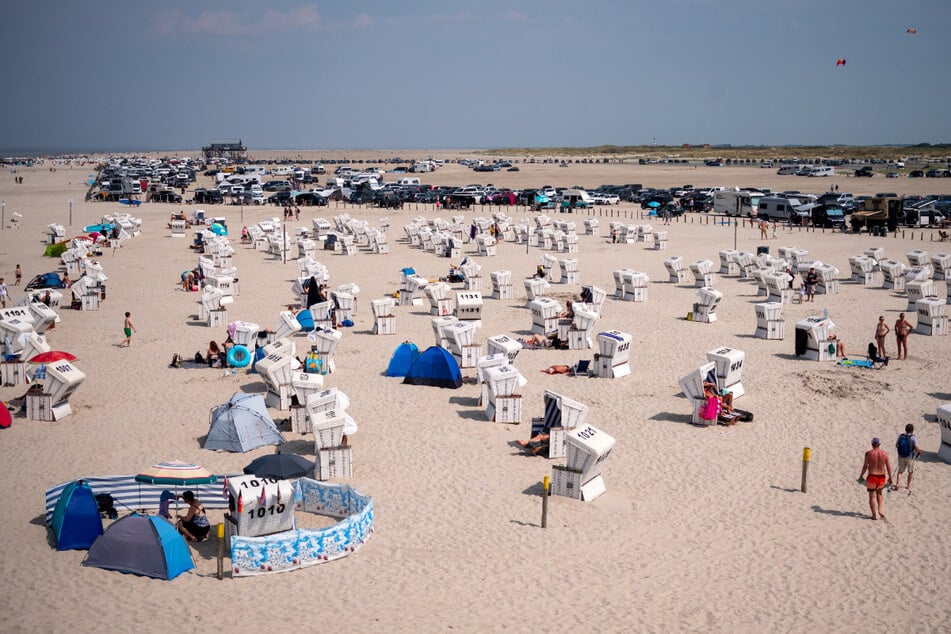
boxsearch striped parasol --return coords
[134,461,217,486]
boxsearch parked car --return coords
[193,189,224,204]
[376,192,404,209]
[150,190,182,203]
[485,190,516,205]
[640,192,674,209]
[854,166,874,177]
[908,170,924,178]
[234,191,265,205]
[656,202,685,217]
[591,192,620,205]
[292,192,329,206]
[809,205,847,229]
[267,191,292,205]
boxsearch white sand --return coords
[1,157,949,632]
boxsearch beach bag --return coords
[194,352,204,364]
[170,353,182,368]
[896,434,914,458]
[734,409,754,423]
[95,494,118,520]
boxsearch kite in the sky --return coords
[835,58,846,66]
[907,28,917,34]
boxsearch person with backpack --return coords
[894,424,922,492]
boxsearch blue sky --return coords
[1,1,948,152]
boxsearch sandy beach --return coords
[1,155,950,633]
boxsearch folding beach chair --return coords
[568,359,591,377]
[864,342,889,369]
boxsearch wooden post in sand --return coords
[216,523,225,580]
[541,476,550,528]
[801,447,811,493]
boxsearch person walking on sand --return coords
[14,264,22,286]
[895,313,912,360]
[0,278,8,308]
[894,423,921,493]
[119,312,137,347]
[759,219,768,239]
[874,315,890,358]
[805,267,819,302]
[859,437,893,520]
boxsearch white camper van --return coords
[713,190,765,217]
[777,164,804,175]
[806,166,835,177]
[756,196,812,222]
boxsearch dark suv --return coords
[193,188,224,204]
[640,192,674,209]
[854,166,874,177]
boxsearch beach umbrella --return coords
[135,461,217,486]
[26,350,77,364]
[243,452,315,480]
[210,223,227,236]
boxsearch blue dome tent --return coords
[82,514,194,580]
[403,346,463,389]
[50,480,103,550]
[386,341,420,377]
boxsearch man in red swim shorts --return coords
[859,437,893,520]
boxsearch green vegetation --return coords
[479,144,951,162]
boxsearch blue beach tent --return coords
[50,480,103,550]
[386,341,420,377]
[82,514,194,580]
[403,346,463,389]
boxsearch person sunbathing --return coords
[520,333,553,348]
[517,432,550,448]
[827,334,846,357]
[703,381,738,424]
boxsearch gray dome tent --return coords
[204,392,285,453]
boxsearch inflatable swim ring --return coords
[227,345,252,368]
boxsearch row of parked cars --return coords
[93,157,200,202]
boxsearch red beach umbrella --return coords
[27,351,78,363]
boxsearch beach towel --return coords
[700,395,721,422]
[838,358,874,369]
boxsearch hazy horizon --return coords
[4,142,951,160]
